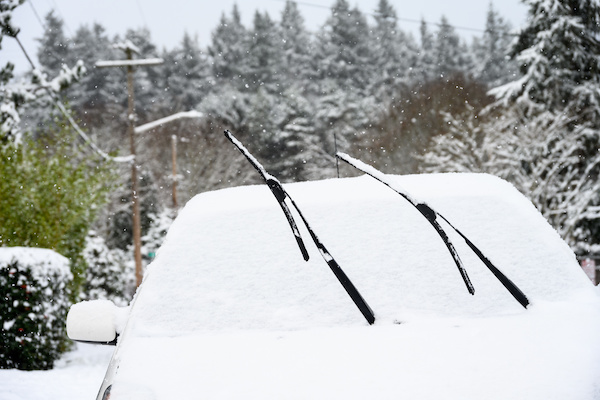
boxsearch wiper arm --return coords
[225,131,376,324]
[337,152,529,309]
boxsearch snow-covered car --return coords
[67,161,600,399]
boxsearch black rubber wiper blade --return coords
[337,152,529,309]
[225,131,375,324]
[225,131,309,261]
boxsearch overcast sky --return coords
[3,0,528,73]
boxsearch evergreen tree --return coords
[279,0,313,84]
[412,19,436,83]
[247,11,283,91]
[315,0,373,92]
[162,32,210,111]
[424,0,600,256]
[433,15,472,78]
[208,5,249,85]
[491,0,600,120]
[370,0,417,96]
[37,11,70,77]
[471,4,516,87]
[65,23,120,125]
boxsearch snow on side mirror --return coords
[66,300,128,345]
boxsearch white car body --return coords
[70,173,600,399]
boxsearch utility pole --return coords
[171,134,178,208]
[134,110,203,210]
[96,41,163,288]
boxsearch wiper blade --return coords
[225,131,309,261]
[225,131,376,324]
[337,152,529,309]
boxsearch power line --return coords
[48,0,72,35]
[135,0,148,28]
[27,0,45,28]
[275,0,518,37]
[10,34,132,163]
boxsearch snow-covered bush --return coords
[0,247,72,370]
[81,231,135,307]
[142,208,176,263]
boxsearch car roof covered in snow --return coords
[109,174,600,399]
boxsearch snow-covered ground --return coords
[0,343,114,400]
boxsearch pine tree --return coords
[483,0,600,255]
[162,32,210,111]
[433,15,472,78]
[370,0,417,96]
[247,11,283,91]
[279,0,313,84]
[37,11,70,77]
[208,5,249,85]
[315,0,373,92]
[471,4,516,87]
[65,23,119,125]
[491,0,600,120]
[412,19,436,83]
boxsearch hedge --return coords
[0,247,72,370]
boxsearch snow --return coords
[3,173,600,399]
[0,246,72,284]
[134,110,204,134]
[94,58,164,68]
[0,343,114,400]
[66,300,129,342]
[114,174,600,398]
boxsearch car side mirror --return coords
[66,300,129,345]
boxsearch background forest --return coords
[3,0,600,307]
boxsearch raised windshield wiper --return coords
[337,152,529,309]
[225,131,376,324]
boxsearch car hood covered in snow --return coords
[108,174,600,399]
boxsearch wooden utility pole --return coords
[134,110,203,210]
[96,41,163,287]
[171,134,178,208]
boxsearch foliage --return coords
[141,207,176,263]
[81,231,135,306]
[0,247,72,370]
[0,118,116,294]
[365,73,493,174]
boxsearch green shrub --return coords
[0,120,116,297]
[0,247,72,370]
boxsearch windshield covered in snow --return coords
[125,174,588,336]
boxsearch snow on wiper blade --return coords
[225,131,376,325]
[225,130,309,261]
[337,152,529,309]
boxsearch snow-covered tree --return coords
[489,0,600,254]
[370,0,417,96]
[141,207,176,262]
[161,32,210,111]
[36,11,70,78]
[420,105,488,174]
[208,5,248,85]
[471,4,517,87]
[433,16,473,78]
[425,0,600,255]
[247,11,283,91]
[279,0,313,84]
[1,4,85,143]
[315,0,373,92]
[411,19,437,83]
[82,231,135,306]
[491,0,600,121]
